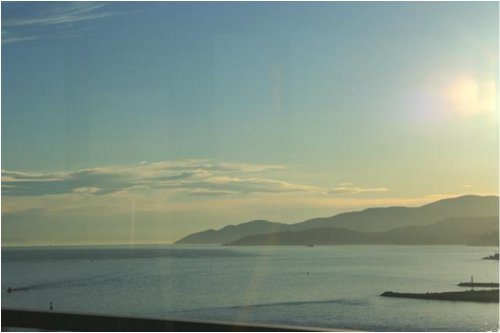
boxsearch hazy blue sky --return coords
[2,2,498,245]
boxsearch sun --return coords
[446,75,497,117]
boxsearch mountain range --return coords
[228,217,498,246]
[175,195,499,246]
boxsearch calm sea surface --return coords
[2,245,499,331]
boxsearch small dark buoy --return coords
[7,287,12,293]
[50,302,53,311]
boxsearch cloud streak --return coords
[2,2,125,44]
[3,3,114,28]
[328,183,388,195]
[1,160,315,198]
[3,162,391,202]
[1,34,38,44]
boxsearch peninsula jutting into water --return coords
[458,282,499,288]
[482,253,499,260]
[381,290,499,303]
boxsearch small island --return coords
[381,290,499,303]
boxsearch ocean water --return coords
[2,245,499,331]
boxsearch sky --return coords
[1,2,498,246]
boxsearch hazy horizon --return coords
[2,193,497,247]
[2,2,499,246]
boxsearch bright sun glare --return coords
[446,76,497,117]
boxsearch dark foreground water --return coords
[2,245,499,331]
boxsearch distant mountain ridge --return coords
[175,195,499,245]
[175,220,287,244]
[227,216,499,246]
[289,195,499,232]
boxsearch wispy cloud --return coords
[1,160,315,197]
[3,162,393,200]
[3,3,113,28]
[140,160,286,173]
[2,2,123,44]
[188,189,237,197]
[1,33,38,44]
[328,183,388,195]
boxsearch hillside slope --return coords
[175,195,499,244]
[175,220,287,244]
[227,216,499,246]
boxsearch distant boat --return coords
[307,243,315,247]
